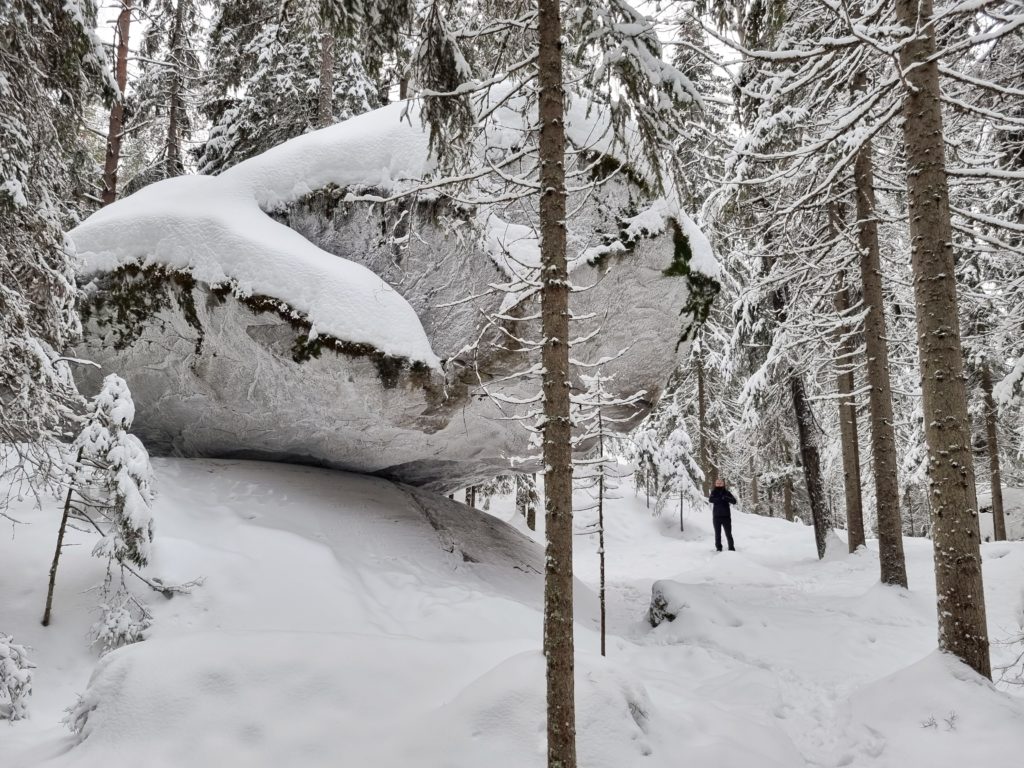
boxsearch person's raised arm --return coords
[726,490,738,505]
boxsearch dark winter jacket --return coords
[709,487,737,518]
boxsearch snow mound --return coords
[64,647,665,768]
[840,652,1024,767]
[71,175,439,367]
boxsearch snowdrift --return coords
[2,460,1022,767]
[69,97,717,491]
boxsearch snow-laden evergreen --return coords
[0,634,34,721]
[198,0,382,175]
[0,0,111,476]
[72,374,155,569]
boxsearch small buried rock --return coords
[648,580,683,627]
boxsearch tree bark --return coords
[317,29,335,129]
[598,411,606,657]
[165,0,186,178]
[981,363,1006,541]
[895,0,990,679]
[791,373,830,558]
[852,111,907,584]
[101,0,133,206]
[832,274,866,552]
[696,341,711,495]
[538,0,577,763]
[42,449,82,626]
[783,473,794,522]
[749,456,759,514]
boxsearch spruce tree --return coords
[1,0,112,487]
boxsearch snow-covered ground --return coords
[979,487,1024,541]
[2,460,1022,767]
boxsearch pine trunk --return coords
[42,449,82,626]
[317,30,335,129]
[598,412,606,658]
[101,0,132,206]
[784,474,794,522]
[791,373,830,558]
[853,123,907,585]
[538,0,577,764]
[165,0,185,178]
[895,0,990,679]
[749,457,759,514]
[981,363,1006,541]
[696,343,711,494]
[832,275,866,551]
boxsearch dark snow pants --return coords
[713,515,734,551]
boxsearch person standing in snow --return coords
[709,478,737,552]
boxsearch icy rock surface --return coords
[71,99,715,492]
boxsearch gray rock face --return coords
[78,199,697,492]
[73,105,716,492]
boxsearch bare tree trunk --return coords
[749,456,759,514]
[895,0,990,679]
[696,342,711,495]
[852,115,907,585]
[317,29,335,129]
[165,0,186,178]
[466,485,476,509]
[42,449,82,626]
[598,412,606,658]
[101,0,133,206]
[538,0,577,763]
[791,373,830,558]
[783,473,794,522]
[981,363,1006,541]
[645,465,650,509]
[832,274,866,551]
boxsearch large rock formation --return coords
[71,99,717,493]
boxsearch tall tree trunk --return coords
[696,342,711,494]
[528,474,537,531]
[749,456,759,514]
[317,29,335,128]
[791,372,830,558]
[165,0,186,178]
[852,112,908,585]
[101,0,132,206]
[981,363,1006,541]
[538,0,577,763]
[832,274,866,552]
[895,0,990,679]
[783,473,794,522]
[42,449,82,626]
[598,411,606,658]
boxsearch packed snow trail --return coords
[1,459,1022,767]
[492,486,1024,767]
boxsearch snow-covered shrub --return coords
[90,587,152,656]
[0,633,34,721]
[73,374,156,568]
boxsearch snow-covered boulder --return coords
[71,99,717,492]
[648,580,685,627]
